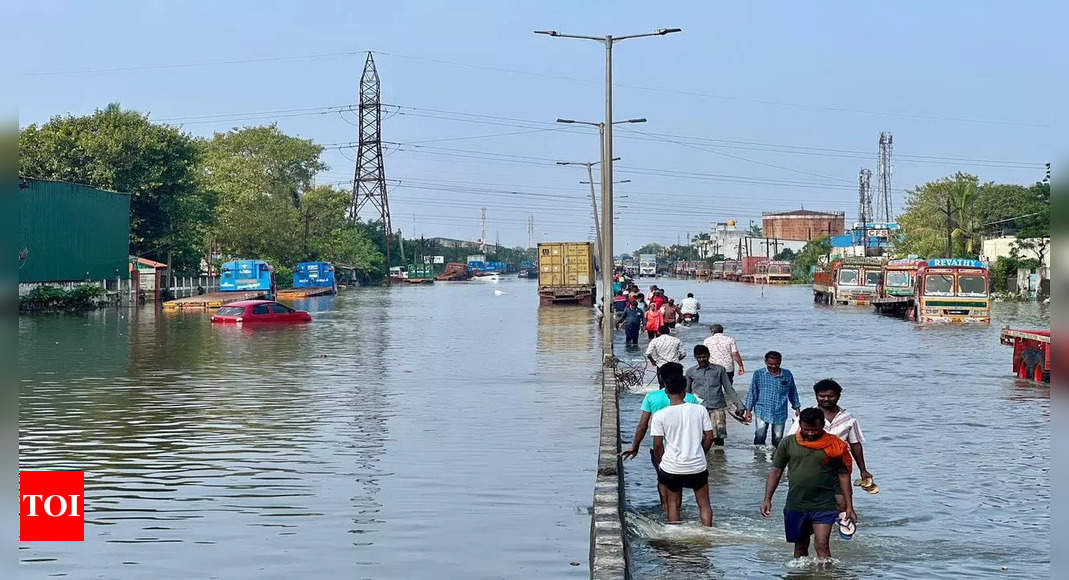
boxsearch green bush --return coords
[69,284,107,304]
[21,284,106,311]
[274,265,295,289]
[26,285,70,303]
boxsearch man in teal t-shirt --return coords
[619,362,698,512]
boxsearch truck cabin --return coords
[915,259,990,323]
[881,260,924,298]
[837,265,881,290]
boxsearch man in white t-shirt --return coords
[787,379,873,512]
[703,324,745,381]
[646,325,686,388]
[650,374,715,526]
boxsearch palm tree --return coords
[948,174,981,257]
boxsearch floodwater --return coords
[19,278,1050,578]
[617,281,1049,579]
[18,280,602,578]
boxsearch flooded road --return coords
[19,278,1049,578]
[18,280,602,578]
[618,281,1049,579]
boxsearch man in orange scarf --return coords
[761,408,856,560]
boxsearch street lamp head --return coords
[627,118,647,124]
[556,118,575,124]
[611,156,621,161]
[657,28,682,35]
[534,30,560,36]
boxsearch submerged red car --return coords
[210,300,312,323]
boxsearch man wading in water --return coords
[619,362,699,513]
[651,373,715,526]
[787,379,874,513]
[762,408,857,560]
[744,351,800,448]
[646,325,685,388]
[685,344,743,447]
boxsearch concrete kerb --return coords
[589,365,630,579]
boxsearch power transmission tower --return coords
[876,132,894,223]
[480,208,487,252]
[350,52,393,283]
[527,215,535,249]
[859,168,872,255]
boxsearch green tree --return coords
[898,173,980,258]
[635,243,664,256]
[18,104,211,272]
[792,236,832,282]
[773,247,797,261]
[200,125,325,266]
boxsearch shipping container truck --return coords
[538,242,596,306]
[639,253,657,277]
[220,260,276,295]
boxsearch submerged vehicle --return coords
[1001,328,1050,382]
[767,261,792,284]
[277,261,337,298]
[871,259,924,318]
[211,300,311,324]
[913,259,990,323]
[436,262,472,281]
[538,242,595,305]
[813,257,883,305]
[220,259,276,297]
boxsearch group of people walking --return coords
[612,281,702,346]
[616,290,876,561]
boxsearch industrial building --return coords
[762,209,845,241]
[17,178,130,292]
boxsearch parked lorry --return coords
[1001,328,1050,382]
[741,257,769,283]
[220,259,276,296]
[813,257,884,305]
[639,253,657,277]
[767,260,792,284]
[913,259,990,323]
[538,242,596,306]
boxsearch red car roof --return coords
[223,300,276,307]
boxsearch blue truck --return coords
[219,260,276,297]
[293,261,337,293]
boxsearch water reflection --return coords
[20,282,600,578]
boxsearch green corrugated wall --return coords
[17,179,131,282]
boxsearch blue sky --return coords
[16,1,1062,252]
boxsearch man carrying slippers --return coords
[762,408,857,560]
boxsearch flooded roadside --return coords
[618,280,1049,578]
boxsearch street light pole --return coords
[538,28,680,357]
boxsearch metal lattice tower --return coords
[350,52,392,277]
[858,168,873,225]
[480,208,487,251]
[876,132,894,222]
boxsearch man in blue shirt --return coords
[620,299,644,346]
[744,350,800,447]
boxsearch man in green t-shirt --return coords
[761,408,857,560]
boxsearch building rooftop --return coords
[762,209,845,217]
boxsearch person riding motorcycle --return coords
[679,293,701,323]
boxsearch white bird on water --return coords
[494,289,506,296]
